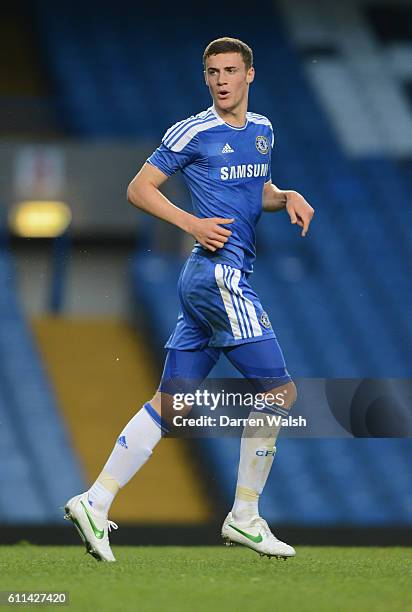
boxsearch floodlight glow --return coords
[9,200,72,238]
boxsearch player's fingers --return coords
[213,231,230,243]
[207,238,225,249]
[215,217,235,225]
[301,215,311,237]
[202,241,216,252]
[215,226,232,237]
[288,209,297,224]
[212,235,229,245]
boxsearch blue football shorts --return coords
[166,252,276,350]
[160,252,292,393]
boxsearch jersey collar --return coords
[209,106,249,130]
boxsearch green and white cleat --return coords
[64,492,118,562]
[221,512,295,559]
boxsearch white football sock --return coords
[87,403,165,516]
[87,478,116,515]
[231,410,282,522]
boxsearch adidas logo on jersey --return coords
[221,143,234,154]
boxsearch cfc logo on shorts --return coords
[260,311,272,329]
[256,135,269,154]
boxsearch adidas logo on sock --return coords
[221,143,234,154]
[117,435,128,449]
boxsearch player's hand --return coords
[286,192,315,237]
[189,217,234,252]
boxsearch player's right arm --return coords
[127,162,233,252]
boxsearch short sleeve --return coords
[147,130,199,177]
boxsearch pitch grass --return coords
[0,545,411,612]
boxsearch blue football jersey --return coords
[147,105,274,274]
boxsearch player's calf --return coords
[223,380,297,557]
[231,380,297,523]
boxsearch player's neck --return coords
[213,101,248,128]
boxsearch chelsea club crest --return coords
[260,311,272,329]
[256,135,269,154]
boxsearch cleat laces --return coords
[250,517,279,541]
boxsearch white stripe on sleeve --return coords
[170,118,221,152]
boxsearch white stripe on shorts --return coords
[225,267,249,338]
[215,264,242,339]
[215,264,263,340]
[227,267,253,337]
[230,268,263,338]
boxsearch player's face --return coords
[204,53,254,114]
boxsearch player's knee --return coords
[149,391,162,414]
[149,390,193,422]
[263,380,297,411]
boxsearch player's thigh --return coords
[150,346,220,419]
[223,337,292,391]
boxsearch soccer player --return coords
[64,37,314,561]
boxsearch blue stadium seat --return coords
[0,248,85,523]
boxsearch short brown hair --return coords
[203,37,253,71]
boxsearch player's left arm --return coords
[262,181,315,237]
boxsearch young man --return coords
[64,37,314,561]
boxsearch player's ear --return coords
[246,66,255,84]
